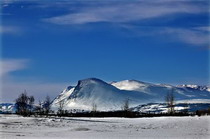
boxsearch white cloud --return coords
[0,59,70,103]
[0,26,21,34]
[161,27,210,47]
[118,25,210,48]
[0,59,29,77]
[42,0,209,48]
[44,1,207,25]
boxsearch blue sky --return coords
[0,0,209,102]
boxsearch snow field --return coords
[0,114,209,139]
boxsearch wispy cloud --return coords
[0,26,21,34]
[117,24,210,48]
[44,1,207,25]
[196,26,210,32]
[162,27,210,47]
[0,59,69,103]
[42,0,209,48]
[0,59,29,77]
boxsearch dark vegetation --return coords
[45,110,195,118]
[196,108,210,116]
[15,90,34,116]
[165,89,175,114]
[15,91,51,117]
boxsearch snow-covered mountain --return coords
[51,78,151,111]
[0,103,16,114]
[111,80,210,100]
[52,86,75,105]
[177,84,210,92]
[51,78,210,111]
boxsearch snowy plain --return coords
[0,114,210,139]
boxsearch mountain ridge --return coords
[51,78,210,111]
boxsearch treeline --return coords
[46,110,194,118]
[15,91,51,117]
[196,109,210,116]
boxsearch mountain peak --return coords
[77,78,106,85]
[74,78,111,92]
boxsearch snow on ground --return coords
[0,114,209,139]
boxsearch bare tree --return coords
[28,96,35,115]
[58,100,65,116]
[38,100,43,115]
[15,90,35,116]
[92,103,97,112]
[122,98,130,112]
[34,100,43,116]
[29,96,35,105]
[43,95,51,116]
[15,91,28,116]
[165,89,175,114]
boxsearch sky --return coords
[0,0,210,102]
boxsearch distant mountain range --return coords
[51,78,210,111]
[1,78,210,113]
[0,103,16,114]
